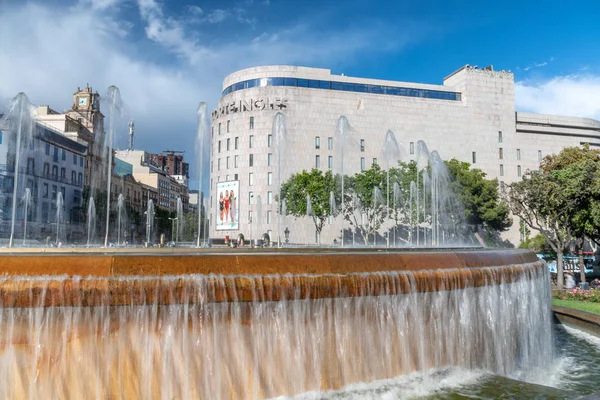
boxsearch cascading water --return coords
[87,197,97,247]
[21,188,31,246]
[415,141,430,247]
[146,199,154,244]
[0,262,554,399]
[392,182,401,247]
[409,181,417,244]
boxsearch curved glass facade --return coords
[222,77,461,101]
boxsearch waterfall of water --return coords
[87,197,97,247]
[0,264,553,399]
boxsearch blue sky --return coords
[1,0,599,187]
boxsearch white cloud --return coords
[0,0,423,186]
[206,9,229,23]
[516,75,600,120]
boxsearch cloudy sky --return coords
[1,0,599,187]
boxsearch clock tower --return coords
[70,84,103,133]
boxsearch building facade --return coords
[114,150,189,213]
[209,65,600,245]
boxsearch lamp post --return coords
[284,226,290,244]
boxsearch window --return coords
[52,165,58,179]
[500,164,504,177]
[267,210,272,224]
[361,157,365,171]
[218,158,221,171]
[227,120,230,133]
[234,155,239,168]
[499,148,503,160]
[517,149,521,161]
[45,143,50,156]
[328,156,333,169]
[372,158,377,166]
[249,116,254,129]
[73,154,77,165]
[268,134,272,147]
[249,135,254,148]
[268,153,273,166]
[249,172,254,186]
[360,139,365,152]
[226,156,230,168]
[235,137,239,149]
[43,183,49,198]
[62,149,66,161]
[78,173,83,185]
[249,154,254,167]
[43,163,49,177]
[249,191,253,205]
[498,131,503,143]
[328,137,333,150]
[218,140,221,153]
[267,191,273,205]
[227,138,230,151]
[517,165,522,177]
[53,147,58,162]
[71,171,76,184]
[61,187,65,199]
[26,158,34,174]
[315,136,320,149]
[315,155,320,168]
[211,161,214,173]
[42,202,49,222]
[410,142,414,155]
[248,210,253,223]
[472,151,476,164]
[218,123,221,135]
[538,150,542,162]
[268,172,272,185]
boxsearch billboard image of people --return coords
[216,180,239,231]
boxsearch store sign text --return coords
[212,98,288,120]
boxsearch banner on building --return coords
[215,180,239,231]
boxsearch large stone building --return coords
[209,65,600,245]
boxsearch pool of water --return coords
[276,323,600,400]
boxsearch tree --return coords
[507,170,574,289]
[344,164,388,245]
[518,233,555,256]
[280,169,340,244]
[445,159,512,232]
[541,145,600,282]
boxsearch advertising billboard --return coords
[215,180,239,231]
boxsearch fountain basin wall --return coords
[0,249,552,399]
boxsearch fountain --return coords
[103,86,123,248]
[273,112,287,247]
[195,102,210,247]
[255,194,262,246]
[87,197,97,246]
[335,116,351,247]
[55,192,64,245]
[176,196,183,244]
[145,199,154,245]
[21,188,31,246]
[116,193,127,245]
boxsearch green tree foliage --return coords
[280,169,340,244]
[518,233,555,256]
[507,170,574,289]
[445,159,512,232]
[344,164,388,244]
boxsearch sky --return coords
[1,0,600,187]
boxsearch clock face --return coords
[78,97,88,106]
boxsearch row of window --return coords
[472,149,543,164]
[217,133,274,153]
[44,143,84,167]
[222,77,462,101]
[215,116,255,137]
